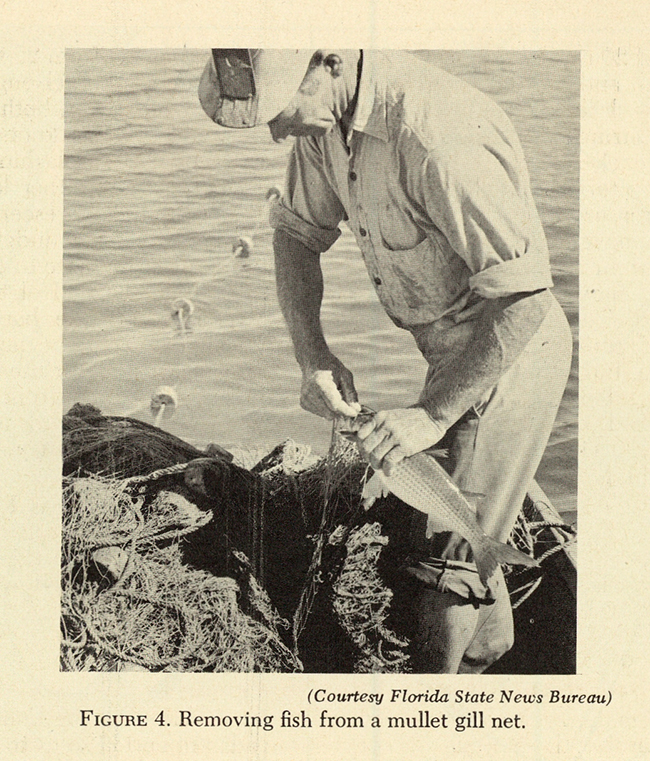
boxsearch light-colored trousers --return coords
[406,294,573,670]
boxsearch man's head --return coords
[199,49,360,141]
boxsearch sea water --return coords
[63,49,579,518]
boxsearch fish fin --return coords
[361,470,390,510]
[425,516,449,539]
[474,536,539,586]
[404,564,440,585]
[423,446,448,460]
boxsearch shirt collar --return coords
[348,50,389,143]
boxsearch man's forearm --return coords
[274,229,330,370]
[417,289,554,430]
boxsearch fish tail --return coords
[474,536,539,586]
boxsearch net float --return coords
[171,298,194,332]
[265,185,282,203]
[150,386,178,427]
[232,235,254,258]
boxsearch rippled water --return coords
[63,50,579,516]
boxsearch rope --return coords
[508,510,577,610]
[122,461,195,487]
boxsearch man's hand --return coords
[356,407,446,475]
[300,355,360,419]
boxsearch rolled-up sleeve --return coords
[416,143,554,298]
[269,135,345,254]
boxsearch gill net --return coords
[285,424,411,672]
[62,406,576,673]
[61,476,301,672]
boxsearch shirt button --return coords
[359,227,367,237]
[349,171,357,181]
[374,276,382,285]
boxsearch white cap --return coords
[198,49,314,128]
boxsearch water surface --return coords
[64,50,579,517]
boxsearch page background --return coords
[1,2,647,758]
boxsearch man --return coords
[199,49,573,673]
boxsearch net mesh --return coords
[330,522,410,673]
[61,405,576,673]
[61,476,301,672]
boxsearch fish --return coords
[339,411,539,586]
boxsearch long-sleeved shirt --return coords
[270,50,553,348]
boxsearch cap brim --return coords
[253,50,314,125]
[198,57,222,123]
[198,49,314,128]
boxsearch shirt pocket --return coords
[382,235,468,313]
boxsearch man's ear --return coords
[324,53,343,77]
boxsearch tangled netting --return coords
[61,405,576,674]
[61,477,301,672]
[63,405,208,479]
[330,522,410,673]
